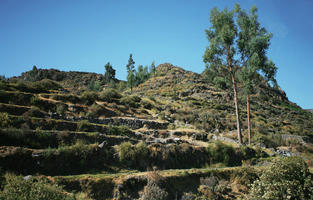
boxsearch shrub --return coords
[30,96,42,105]
[208,141,236,166]
[231,166,259,187]
[118,141,149,169]
[80,91,99,105]
[23,106,45,118]
[56,104,67,116]
[87,103,106,118]
[107,124,132,136]
[120,95,141,108]
[52,94,80,104]
[15,80,29,92]
[0,112,11,127]
[58,140,92,162]
[0,173,74,200]
[31,79,62,92]
[99,88,122,103]
[140,171,168,200]
[248,157,313,200]
[141,99,153,109]
[140,181,168,200]
[77,120,90,132]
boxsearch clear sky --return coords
[1,0,312,108]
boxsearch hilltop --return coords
[0,63,313,199]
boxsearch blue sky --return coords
[1,0,312,108]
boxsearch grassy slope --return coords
[0,63,313,199]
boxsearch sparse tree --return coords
[203,4,277,144]
[203,6,243,143]
[126,54,136,92]
[26,65,39,81]
[236,5,277,145]
[135,65,150,86]
[150,61,156,76]
[104,62,116,84]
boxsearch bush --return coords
[77,120,90,132]
[140,171,168,200]
[141,99,153,109]
[80,91,99,105]
[52,94,80,104]
[30,96,42,105]
[0,173,74,200]
[99,88,122,103]
[0,112,11,128]
[107,125,132,136]
[120,95,141,108]
[140,181,168,200]
[208,141,237,166]
[56,104,67,116]
[23,106,45,118]
[31,79,62,92]
[248,157,313,200]
[118,141,149,169]
[87,103,106,118]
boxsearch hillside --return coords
[0,64,313,199]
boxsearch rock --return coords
[31,153,40,158]
[24,175,32,180]
[98,141,107,148]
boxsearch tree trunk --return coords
[247,95,251,145]
[227,46,242,144]
[232,74,242,144]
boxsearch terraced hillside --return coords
[0,64,313,199]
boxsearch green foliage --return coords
[80,91,99,105]
[149,61,156,76]
[0,173,74,200]
[56,104,67,115]
[248,157,313,200]
[99,88,122,103]
[0,128,57,149]
[202,65,230,89]
[104,62,116,84]
[126,53,136,92]
[87,103,110,118]
[118,141,149,169]
[0,112,11,128]
[135,65,150,86]
[23,106,45,118]
[13,79,62,93]
[30,96,42,105]
[58,140,91,162]
[231,166,259,187]
[208,141,236,166]
[52,94,80,104]
[120,95,141,108]
[31,79,63,92]
[141,99,153,109]
[24,65,40,82]
[87,79,102,91]
[77,120,90,132]
[107,124,132,136]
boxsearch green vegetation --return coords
[126,53,136,92]
[120,95,141,108]
[0,173,74,200]
[99,88,122,103]
[103,62,116,86]
[0,3,312,200]
[248,157,313,199]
